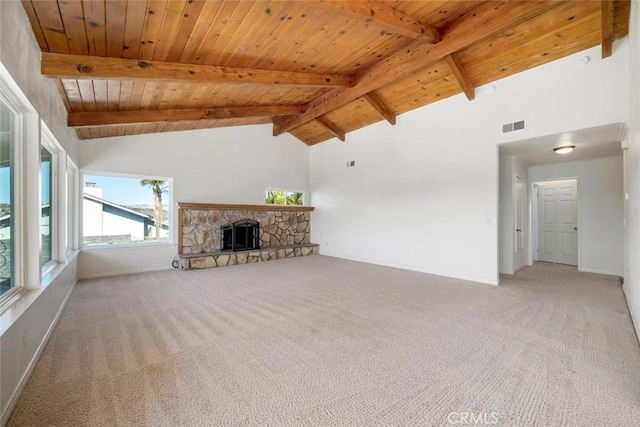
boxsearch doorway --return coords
[532,179,578,266]
[515,175,525,253]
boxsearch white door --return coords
[537,179,578,265]
[515,176,524,252]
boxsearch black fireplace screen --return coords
[221,219,260,251]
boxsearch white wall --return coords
[0,1,78,161]
[0,258,77,423]
[529,157,624,276]
[310,40,629,285]
[1,1,80,423]
[624,0,640,344]
[499,155,529,274]
[78,125,309,278]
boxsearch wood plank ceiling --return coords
[22,1,630,145]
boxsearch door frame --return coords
[529,177,580,267]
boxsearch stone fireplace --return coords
[177,203,319,269]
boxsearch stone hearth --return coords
[177,203,318,269]
[180,245,319,269]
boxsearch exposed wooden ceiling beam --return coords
[68,106,305,128]
[444,54,475,101]
[363,93,396,125]
[273,0,560,136]
[601,0,615,58]
[41,53,356,88]
[313,0,440,43]
[315,117,345,142]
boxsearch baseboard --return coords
[513,264,527,274]
[623,284,640,346]
[0,279,77,426]
[498,265,526,276]
[79,265,173,280]
[578,267,624,277]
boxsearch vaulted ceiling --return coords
[21,1,630,145]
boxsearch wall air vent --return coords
[502,120,525,133]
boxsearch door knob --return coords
[574,227,578,231]
[516,229,522,232]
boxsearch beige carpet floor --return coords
[7,256,640,426]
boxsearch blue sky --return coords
[41,161,50,204]
[1,163,51,204]
[0,167,9,204]
[1,170,167,207]
[84,174,168,207]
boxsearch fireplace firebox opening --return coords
[221,219,260,251]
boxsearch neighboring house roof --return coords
[83,193,168,229]
[2,197,167,229]
[0,204,49,228]
[84,193,152,220]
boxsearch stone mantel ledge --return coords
[177,203,315,212]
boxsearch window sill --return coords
[0,288,25,316]
[0,250,79,336]
[81,241,176,252]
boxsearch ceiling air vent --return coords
[502,120,525,133]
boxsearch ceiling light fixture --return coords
[553,145,576,154]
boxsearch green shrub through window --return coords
[265,190,304,206]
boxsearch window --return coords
[1,62,78,310]
[40,146,53,266]
[82,173,172,246]
[40,123,65,271]
[0,62,33,304]
[66,159,79,256]
[265,189,305,206]
[0,100,14,296]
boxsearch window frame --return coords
[40,143,54,270]
[0,71,28,307]
[81,171,174,249]
[40,123,63,273]
[66,157,79,257]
